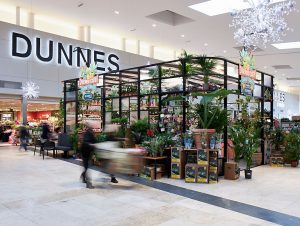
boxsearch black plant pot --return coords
[244,169,252,179]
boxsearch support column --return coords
[137,40,140,55]
[28,12,34,29]
[16,6,21,25]
[122,38,126,51]
[78,26,84,41]
[150,45,154,58]
[173,50,177,60]
[85,26,91,42]
[21,96,27,125]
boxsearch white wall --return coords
[274,89,300,119]
[0,21,159,99]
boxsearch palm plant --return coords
[191,89,237,131]
[196,55,217,90]
[178,50,197,75]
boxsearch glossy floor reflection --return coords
[0,146,293,226]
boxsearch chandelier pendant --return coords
[22,81,40,99]
[230,0,297,48]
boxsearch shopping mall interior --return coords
[0,0,300,226]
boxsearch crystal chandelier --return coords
[22,81,40,99]
[230,0,296,48]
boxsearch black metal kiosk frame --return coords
[63,56,274,165]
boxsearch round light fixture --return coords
[152,24,157,27]
[114,10,120,15]
[180,34,185,38]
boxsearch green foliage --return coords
[141,132,174,157]
[70,127,80,153]
[196,55,217,83]
[52,99,65,128]
[178,50,197,75]
[194,104,228,133]
[270,127,285,151]
[96,133,107,142]
[284,132,300,162]
[229,97,261,168]
[131,119,149,144]
[190,89,238,132]
[111,117,128,125]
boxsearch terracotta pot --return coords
[291,160,298,167]
[193,129,216,149]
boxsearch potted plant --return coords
[190,89,237,149]
[130,118,149,146]
[284,132,300,167]
[196,55,217,91]
[70,127,80,158]
[270,127,285,154]
[178,50,195,75]
[229,97,261,179]
[243,125,261,179]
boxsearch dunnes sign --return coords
[11,32,120,72]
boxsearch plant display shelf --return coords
[143,156,169,180]
[63,56,274,167]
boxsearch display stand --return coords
[63,56,274,167]
[143,156,169,180]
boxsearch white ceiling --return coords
[2,0,300,93]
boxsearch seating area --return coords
[33,133,73,160]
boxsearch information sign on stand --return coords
[78,64,98,101]
[239,49,256,96]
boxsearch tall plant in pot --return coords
[190,89,237,149]
[196,55,217,91]
[229,97,261,179]
[270,127,285,154]
[284,132,300,167]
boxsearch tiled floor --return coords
[0,146,297,226]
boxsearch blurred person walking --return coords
[103,124,120,184]
[19,125,29,151]
[80,122,96,189]
[41,123,51,143]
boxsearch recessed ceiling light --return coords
[223,50,227,53]
[204,43,208,46]
[114,10,120,15]
[275,70,278,73]
[180,34,185,38]
[77,3,84,7]
[272,42,300,49]
[152,24,157,27]
[189,0,285,16]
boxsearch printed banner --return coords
[239,49,256,96]
[78,64,98,101]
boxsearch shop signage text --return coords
[11,32,120,72]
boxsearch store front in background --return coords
[0,98,59,143]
